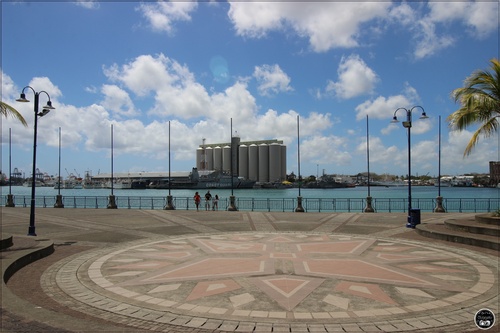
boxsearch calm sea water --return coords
[4,185,499,200]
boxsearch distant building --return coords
[196,138,286,183]
[489,161,500,186]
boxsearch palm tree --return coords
[447,58,500,156]
[1,101,28,127]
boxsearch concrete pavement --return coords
[1,207,498,332]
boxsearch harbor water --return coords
[2,185,499,213]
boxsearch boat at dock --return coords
[148,168,256,189]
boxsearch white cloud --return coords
[1,56,334,168]
[228,2,390,52]
[101,85,138,118]
[75,1,100,10]
[355,95,411,122]
[441,130,497,172]
[428,1,498,38]
[1,71,18,100]
[356,136,398,165]
[253,64,293,96]
[413,19,455,59]
[137,1,198,34]
[210,82,257,123]
[104,54,177,96]
[355,82,423,123]
[326,54,379,99]
[301,135,351,166]
[388,1,499,60]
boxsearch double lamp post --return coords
[391,106,428,228]
[16,86,55,236]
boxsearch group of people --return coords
[193,191,219,211]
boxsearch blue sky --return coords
[1,1,499,180]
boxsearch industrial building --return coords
[196,138,287,184]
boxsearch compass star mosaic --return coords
[61,233,495,323]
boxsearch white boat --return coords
[23,180,43,187]
[434,178,452,187]
[106,179,132,189]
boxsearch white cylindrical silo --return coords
[196,148,203,170]
[258,144,269,183]
[205,147,213,170]
[269,143,281,182]
[281,144,287,180]
[248,144,258,181]
[222,145,231,173]
[213,146,222,171]
[238,144,248,179]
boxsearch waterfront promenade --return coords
[1,208,498,332]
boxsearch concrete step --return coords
[415,223,500,251]
[475,213,500,226]
[445,217,500,237]
[0,235,13,251]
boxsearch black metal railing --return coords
[3,195,499,213]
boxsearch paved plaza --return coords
[1,208,498,332]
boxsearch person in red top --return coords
[193,192,201,211]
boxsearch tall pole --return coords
[164,121,175,210]
[438,115,441,196]
[367,115,370,197]
[16,86,55,235]
[364,115,374,212]
[111,124,114,196]
[6,128,15,207]
[434,115,445,212]
[295,115,304,212]
[28,93,40,235]
[9,128,12,194]
[58,127,61,196]
[54,127,64,208]
[391,106,428,227]
[407,110,412,220]
[228,118,238,211]
[107,124,117,208]
[231,118,234,196]
[169,121,171,197]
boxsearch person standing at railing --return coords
[193,192,201,211]
[204,191,212,211]
[212,194,219,211]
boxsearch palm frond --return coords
[0,102,28,127]
[448,58,500,156]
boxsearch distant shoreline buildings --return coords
[196,138,287,184]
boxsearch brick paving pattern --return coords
[1,208,498,332]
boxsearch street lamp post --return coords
[164,121,175,210]
[391,106,428,228]
[295,115,304,212]
[16,86,55,236]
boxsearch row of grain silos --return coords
[196,141,286,183]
